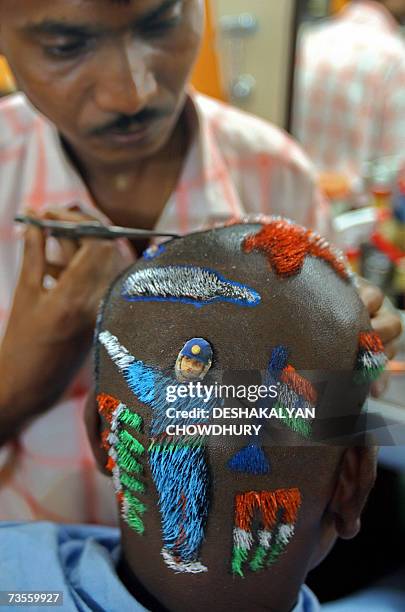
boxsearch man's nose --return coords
[93,41,158,116]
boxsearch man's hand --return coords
[357,280,403,397]
[358,282,403,360]
[0,215,132,445]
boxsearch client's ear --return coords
[329,447,378,539]
[84,389,110,475]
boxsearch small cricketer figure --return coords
[175,338,213,382]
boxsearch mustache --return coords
[88,107,170,137]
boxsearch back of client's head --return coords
[88,219,385,612]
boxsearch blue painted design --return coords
[121,265,261,308]
[267,345,289,377]
[142,244,166,261]
[149,445,209,561]
[180,338,212,363]
[123,361,217,438]
[100,331,216,569]
[125,362,156,406]
[228,444,271,475]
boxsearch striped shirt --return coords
[0,90,328,523]
[293,0,405,187]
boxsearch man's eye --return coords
[44,40,89,59]
[142,16,182,37]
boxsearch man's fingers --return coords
[359,283,384,316]
[371,310,403,349]
[41,207,97,223]
[54,239,121,304]
[384,341,398,362]
[371,371,390,398]
[45,236,80,270]
[19,226,46,290]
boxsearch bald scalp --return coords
[98,223,369,377]
[93,223,375,612]
[96,223,372,456]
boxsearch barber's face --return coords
[0,0,203,166]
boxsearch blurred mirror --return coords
[0,56,15,97]
[291,0,405,311]
[291,0,405,200]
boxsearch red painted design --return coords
[96,393,120,424]
[243,220,349,280]
[234,489,301,532]
[100,429,110,452]
[359,331,385,354]
[281,365,317,404]
[106,455,116,473]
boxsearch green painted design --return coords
[125,492,147,516]
[354,365,385,385]
[274,402,312,438]
[148,440,203,453]
[123,491,147,535]
[120,470,145,494]
[116,445,143,474]
[231,546,249,577]
[118,429,145,454]
[249,545,267,572]
[266,534,288,567]
[127,507,145,534]
[119,408,143,432]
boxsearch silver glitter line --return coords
[122,266,261,305]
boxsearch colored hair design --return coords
[142,244,166,261]
[267,346,315,439]
[227,346,316,476]
[98,331,218,573]
[231,489,302,577]
[228,444,271,475]
[243,218,351,281]
[354,331,387,384]
[121,266,261,308]
[97,393,146,535]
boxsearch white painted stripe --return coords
[112,465,122,495]
[107,432,119,446]
[121,493,130,520]
[111,403,125,432]
[258,529,273,549]
[233,527,254,550]
[361,352,387,370]
[161,549,208,574]
[99,330,135,371]
[278,523,295,545]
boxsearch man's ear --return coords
[329,447,378,540]
[84,389,110,476]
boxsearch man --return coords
[0,0,400,523]
[0,220,398,611]
[293,0,405,188]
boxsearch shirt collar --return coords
[292,585,321,612]
[42,88,243,231]
[185,89,245,224]
[339,1,400,33]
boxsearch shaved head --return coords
[90,221,379,612]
